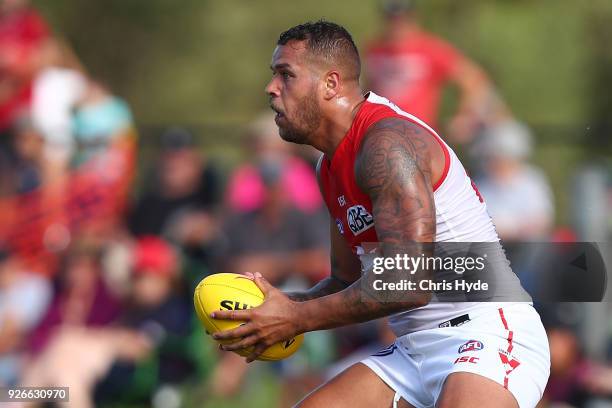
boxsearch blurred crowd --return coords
[0,1,611,407]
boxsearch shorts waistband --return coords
[436,303,532,329]
[391,302,532,337]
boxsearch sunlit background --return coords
[0,0,611,407]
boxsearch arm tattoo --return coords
[286,276,350,302]
[354,118,436,317]
[355,117,436,243]
[301,118,437,329]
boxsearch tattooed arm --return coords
[296,117,437,331]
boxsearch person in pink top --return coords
[226,112,322,214]
[365,0,509,141]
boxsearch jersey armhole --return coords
[432,136,450,192]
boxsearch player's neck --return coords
[311,90,366,158]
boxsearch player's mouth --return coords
[273,112,286,125]
[270,105,285,122]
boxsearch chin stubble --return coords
[280,91,321,144]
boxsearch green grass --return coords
[176,367,281,408]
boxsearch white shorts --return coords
[361,303,550,408]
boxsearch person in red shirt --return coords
[365,0,509,141]
[0,0,50,133]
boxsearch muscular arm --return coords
[298,117,436,332]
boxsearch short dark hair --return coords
[278,20,361,82]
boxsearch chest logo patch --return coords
[346,205,374,235]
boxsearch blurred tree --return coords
[32,0,606,132]
[583,1,612,149]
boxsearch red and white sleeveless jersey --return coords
[319,92,513,335]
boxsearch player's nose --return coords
[265,77,280,97]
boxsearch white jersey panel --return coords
[366,92,498,243]
[364,93,522,335]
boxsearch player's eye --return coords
[281,72,291,80]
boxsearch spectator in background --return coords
[94,236,193,406]
[22,236,190,408]
[0,113,44,196]
[29,39,87,174]
[26,238,123,356]
[544,326,590,407]
[66,78,137,238]
[0,0,50,136]
[222,160,329,286]
[472,120,554,241]
[0,9,136,275]
[29,45,137,218]
[0,249,51,386]
[129,127,221,277]
[364,0,509,141]
[20,238,123,407]
[471,120,554,298]
[226,112,322,215]
[544,324,612,407]
[71,79,133,168]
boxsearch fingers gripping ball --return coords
[193,273,303,361]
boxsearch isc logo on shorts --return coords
[454,356,479,364]
[458,340,484,354]
[347,205,374,235]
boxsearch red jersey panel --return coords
[319,92,449,253]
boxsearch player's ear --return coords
[323,71,340,100]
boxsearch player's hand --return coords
[210,272,303,362]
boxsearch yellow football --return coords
[193,273,303,361]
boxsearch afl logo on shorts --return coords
[347,205,374,235]
[458,340,484,354]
